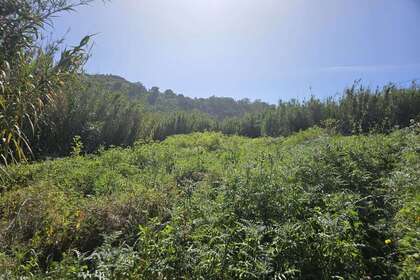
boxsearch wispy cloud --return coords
[320,63,420,73]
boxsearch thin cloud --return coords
[321,63,420,73]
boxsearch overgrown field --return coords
[0,127,419,279]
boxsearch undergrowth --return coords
[0,127,419,279]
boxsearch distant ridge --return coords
[84,74,274,120]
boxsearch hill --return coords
[87,74,273,120]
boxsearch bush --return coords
[0,130,418,279]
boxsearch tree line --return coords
[31,76,420,159]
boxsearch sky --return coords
[50,0,420,103]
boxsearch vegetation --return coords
[0,0,93,164]
[1,1,419,279]
[1,127,419,279]
[28,74,420,159]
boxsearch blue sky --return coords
[51,0,420,103]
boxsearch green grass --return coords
[0,127,419,279]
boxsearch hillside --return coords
[1,127,419,279]
[87,74,273,119]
